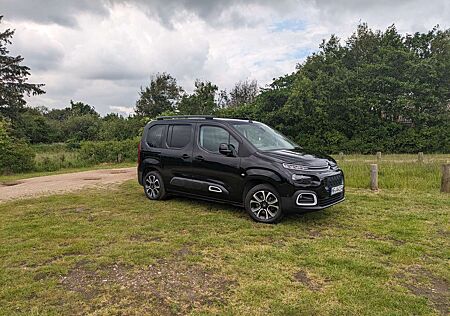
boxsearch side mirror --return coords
[219,143,233,156]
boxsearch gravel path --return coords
[0,167,136,202]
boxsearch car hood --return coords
[261,148,335,168]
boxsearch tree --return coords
[228,80,258,108]
[219,23,450,153]
[99,113,140,141]
[69,100,99,117]
[0,118,35,173]
[178,80,218,115]
[15,107,61,143]
[0,16,44,121]
[135,73,183,117]
[62,115,101,142]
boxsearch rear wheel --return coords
[143,171,167,200]
[245,184,283,223]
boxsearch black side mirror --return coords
[219,143,233,156]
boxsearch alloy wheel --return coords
[145,174,160,199]
[249,190,280,220]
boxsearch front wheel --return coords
[244,184,284,223]
[143,171,167,200]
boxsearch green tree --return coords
[15,107,61,143]
[219,23,449,153]
[178,80,218,115]
[69,100,99,117]
[99,113,140,141]
[0,118,35,173]
[0,16,44,121]
[135,73,183,117]
[62,115,101,142]
[228,80,258,108]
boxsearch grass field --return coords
[0,155,449,315]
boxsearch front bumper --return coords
[282,190,345,212]
[281,171,345,212]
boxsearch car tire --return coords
[143,171,167,200]
[245,184,284,223]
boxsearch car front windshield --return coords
[232,122,299,151]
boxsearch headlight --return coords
[328,161,338,170]
[291,174,313,184]
[282,163,307,171]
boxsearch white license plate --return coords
[331,184,344,195]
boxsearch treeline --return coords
[223,24,450,153]
[124,24,450,154]
[1,18,450,174]
[12,101,144,144]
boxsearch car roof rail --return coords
[156,115,214,120]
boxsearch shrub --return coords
[79,138,139,164]
[0,120,35,174]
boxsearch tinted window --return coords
[167,125,192,148]
[146,125,165,148]
[199,126,239,154]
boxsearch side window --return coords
[146,125,165,148]
[199,125,239,154]
[167,124,192,149]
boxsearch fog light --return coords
[296,192,317,206]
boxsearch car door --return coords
[160,123,194,193]
[191,123,244,202]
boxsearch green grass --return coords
[333,154,450,191]
[0,155,449,315]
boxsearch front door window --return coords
[199,125,239,154]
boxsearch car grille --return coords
[318,192,344,207]
[325,174,343,187]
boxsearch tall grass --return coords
[334,154,449,192]
[31,140,138,173]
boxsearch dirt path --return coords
[0,167,136,202]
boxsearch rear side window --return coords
[199,125,239,154]
[167,124,192,148]
[146,125,165,148]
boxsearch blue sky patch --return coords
[271,19,307,32]
[288,47,313,60]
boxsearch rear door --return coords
[160,123,195,193]
[190,123,243,202]
[141,123,166,170]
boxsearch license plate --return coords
[331,184,344,195]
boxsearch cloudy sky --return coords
[1,0,449,115]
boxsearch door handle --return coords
[181,154,190,159]
[195,155,205,161]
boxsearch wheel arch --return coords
[242,169,283,201]
[141,161,162,184]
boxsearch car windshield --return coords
[232,122,299,151]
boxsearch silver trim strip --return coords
[296,192,318,206]
[208,185,223,193]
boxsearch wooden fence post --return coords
[376,152,382,161]
[339,152,344,161]
[441,164,450,193]
[117,153,123,163]
[370,164,378,191]
[418,152,424,164]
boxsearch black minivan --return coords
[138,115,344,223]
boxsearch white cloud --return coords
[1,0,448,114]
[110,105,135,116]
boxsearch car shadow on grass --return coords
[166,194,339,225]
